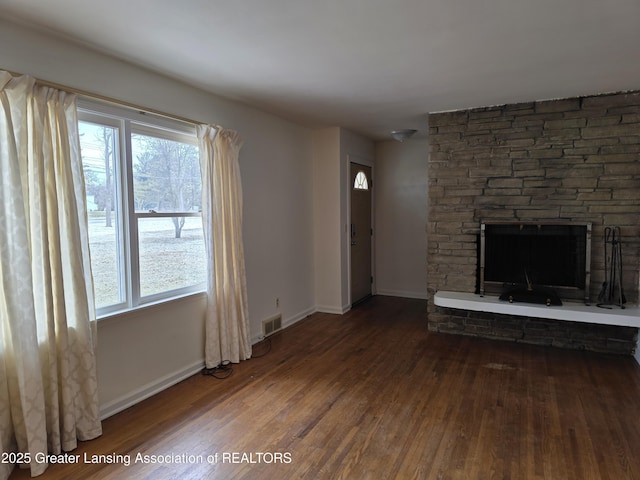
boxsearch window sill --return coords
[96,290,207,324]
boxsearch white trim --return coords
[103,305,321,419]
[376,289,428,300]
[130,122,197,145]
[97,291,206,324]
[347,153,374,168]
[315,304,351,315]
[282,307,317,329]
[78,97,196,136]
[99,359,204,420]
[102,301,386,420]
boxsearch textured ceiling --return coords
[1,0,639,140]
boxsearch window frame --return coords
[78,99,206,318]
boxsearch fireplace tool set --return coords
[597,226,626,309]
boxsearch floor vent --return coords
[262,314,282,337]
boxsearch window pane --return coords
[131,134,201,213]
[138,216,207,298]
[354,171,368,190]
[79,121,124,309]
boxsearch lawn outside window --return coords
[78,99,207,317]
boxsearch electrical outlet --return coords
[276,297,280,308]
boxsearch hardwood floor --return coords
[10,296,640,479]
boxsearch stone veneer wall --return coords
[427,91,640,354]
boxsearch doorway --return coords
[350,163,372,306]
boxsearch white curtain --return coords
[0,72,102,479]
[197,125,251,368]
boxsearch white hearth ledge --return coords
[434,291,640,328]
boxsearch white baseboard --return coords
[99,359,204,420]
[282,306,317,329]
[251,306,318,344]
[100,301,376,420]
[375,289,428,300]
[98,295,637,422]
[315,304,351,314]
[102,306,322,420]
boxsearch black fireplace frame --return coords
[479,221,592,304]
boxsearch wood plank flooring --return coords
[10,296,640,479]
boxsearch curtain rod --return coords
[7,69,220,129]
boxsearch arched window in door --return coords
[353,170,369,190]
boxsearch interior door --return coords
[350,163,372,305]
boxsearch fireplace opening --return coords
[478,222,592,304]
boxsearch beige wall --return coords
[312,128,343,312]
[1,17,434,415]
[311,128,376,312]
[374,139,428,299]
[1,18,316,417]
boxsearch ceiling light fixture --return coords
[390,129,417,142]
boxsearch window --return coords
[78,100,207,316]
[354,170,369,190]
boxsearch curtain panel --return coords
[197,125,251,368]
[0,71,101,479]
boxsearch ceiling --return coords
[1,0,639,140]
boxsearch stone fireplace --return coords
[426,92,640,354]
